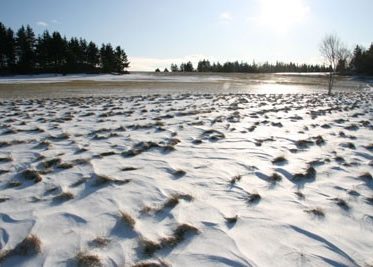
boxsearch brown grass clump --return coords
[173,224,199,241]
[90,237,110,248]
[141,206,154,214]
[269,173,282,183]
[295,139,314,148]
[142,223,199,256]
[247,192,261,204]
[201,129,225,141]
[95,174,114,185]
[294,191,305,200]
[22,169,42,183]
[76,251,102,267]
[293,165,316,181]
[230,174,242,184]
[359,172,372,183]
[41,158,61,169]
[142,239,162,256]
[314,135,325,145]
[332,198,350,210]
[57,162,74,169]
[120,211,136,229]
[172,169,186,178]
[162,196,179,210]
[224,215,238,225]
[272,156,287,165]
[54,191,74,201]
[13,234,42,256]
[304,207,325,218]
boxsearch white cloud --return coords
[219,12,233,23]
[36,21,48,27]
[129,54,209,71]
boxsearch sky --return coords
[0,0,372,71]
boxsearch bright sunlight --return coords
[257,0,310,33]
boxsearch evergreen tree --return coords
[0,21,130,74]
[0,23,16,72]
[86,41,99,69]
[16,25,36,73]
[170,63,178,72]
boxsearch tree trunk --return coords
[328,72,333,95]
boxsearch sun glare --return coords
[258,0,310,33]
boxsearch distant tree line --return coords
[165,43,373,75]
[0,22,129,75]
[349,44,373,75]
[169,60,329,73]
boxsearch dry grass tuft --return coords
[162,196,179,210]
[272,156,287,165]
[314,135,325,145]
[13,234,42,256]
[142,239,162,256]
[41,158,61,169]
[332,198,350,210]
[76,251,102,267]
[54,191,74,202]
[230,175,242,184]
[142,223,199,256]
[225,215,238,224]
[247,192,261,204]
[294,191,305,200]
[22,169,42,183]
[90,237,110,248]
[269,173,282,183]
[304,207,325,218]
[293,165,316,181]
[172,169,186,178]
[359,172,372,183]
[119,211,136,229]
[95,174,114,185]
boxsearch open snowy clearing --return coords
[0,92,372,266]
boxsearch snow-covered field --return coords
[0,91,372,267]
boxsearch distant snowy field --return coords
[0,73,233,84]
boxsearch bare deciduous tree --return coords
[319,34,348,95]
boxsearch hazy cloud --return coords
[36,21,48,27]
[219,12,233,23]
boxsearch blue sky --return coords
[1,0,372,71]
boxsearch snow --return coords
[0,91,372,266]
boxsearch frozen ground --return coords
[0,91,372,266]
[0,72,371,99]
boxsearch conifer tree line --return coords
[168,44,373,74]
[0,22,129,75]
